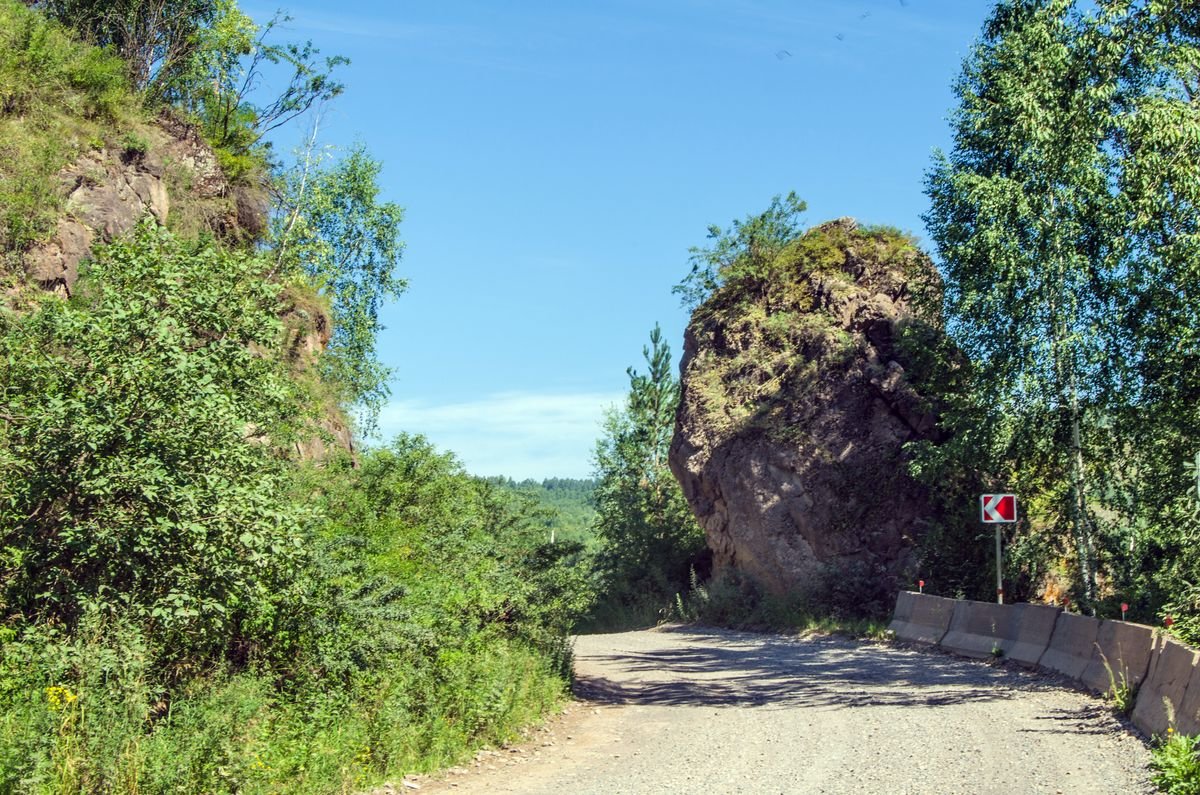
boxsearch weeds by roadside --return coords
[1100,653,1137,718]
[1151,728,1200,795]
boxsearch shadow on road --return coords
[571,626,1052,712]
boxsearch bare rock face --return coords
[669,218,946,598]
[21,111,268,296]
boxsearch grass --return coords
[1100,652,1137,718]
[0,0,137,265]
[0,624,569,794]
[658,568,891,640]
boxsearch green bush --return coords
[0,221,310,666]
[0,0,132,256]
[0,612,152,793]
[1152,730,1200,795]
[0,0,128,121]
[0,434,589,793]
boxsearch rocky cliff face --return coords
[23,110,265,297]
[669,218,945,598]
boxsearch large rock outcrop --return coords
[22,110,266,297]
[669,218,946,598]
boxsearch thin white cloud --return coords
[372,391,625,480]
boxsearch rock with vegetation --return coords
[669,205,947,607]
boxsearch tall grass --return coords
[667,567,890,638]
[0,618,567,794]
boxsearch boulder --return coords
[669,218,946,597]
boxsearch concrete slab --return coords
[940,600,1017,659]
[890,592,956,645]
[1174,661,1200,736]
[1132,636,1198,737]
[888,591,916,636]
[1007,603,1061,667]
[1080,621,1155,696]
[1038,612,1101,681]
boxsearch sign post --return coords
[981,494,1017,604]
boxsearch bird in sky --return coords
[775,49,792,59]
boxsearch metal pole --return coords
[995,524,1004,604]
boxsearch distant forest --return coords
[489,477,599,548]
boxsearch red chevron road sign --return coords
[980,493,1017,523]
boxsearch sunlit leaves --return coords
[0,222,309,661]
[271,145,406,428]
[922,0,1200,615]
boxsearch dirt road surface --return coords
[417,626,1154,794]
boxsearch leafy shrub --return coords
[0,0,132,255]
[1152,729,1200,795]
[0,221,310,666]
[0,611,153,793]
[0,0,128,120]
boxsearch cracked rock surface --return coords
[669,219,951,596]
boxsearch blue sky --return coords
[253,0,996,479]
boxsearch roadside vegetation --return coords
[0,1,591,791]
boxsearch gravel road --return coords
[418,626,1154,794]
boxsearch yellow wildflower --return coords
[45,685,77,711]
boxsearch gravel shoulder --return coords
[413,625,1154,794]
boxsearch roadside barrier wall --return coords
[887,592,1196,737]
[938,599,1059,666]
[888,591,955,645]
[1039,612,1101,681]
[1080,620,1155,695]
[1132,636,1198,737]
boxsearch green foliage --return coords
[488,476,599,549]
[674,191,808,310]
[920,0,1200,616]
[0,0,132,256]
[0,613,568,793]
[271,145,407,426]
[0,433,591,792]
[1153,730,1200,795]
[677,206,931,449]
[34,0,224,96]
[33,0,346,183]
[170,7,348,182]
[0,221,310,665]
[588,325,705,628]
[673,568,889,638]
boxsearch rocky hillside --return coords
[669,218,947,600]
[22,110,266,298]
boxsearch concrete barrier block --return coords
[1174,662,1200,736]
[1080,621,1155,696]
[1132,635,1198,737]
[1038,612,1101,681]
[1006,603,1062,667]
[940,600,1018,659]
[890,592,956,645]
[888,591,916,636]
